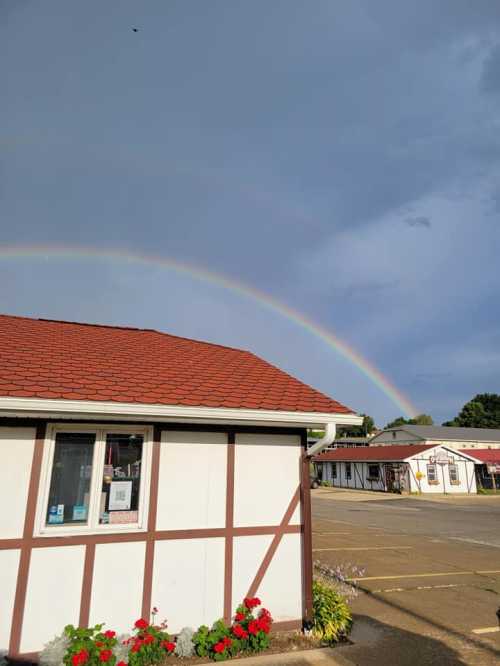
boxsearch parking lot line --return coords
[313,546,413,552]
[351,569,500,582]
[472,627,500,635]
[312,531,353,535]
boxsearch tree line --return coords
[337,393,500,437]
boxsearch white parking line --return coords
[313,546,413,552]
[472,627,500,635]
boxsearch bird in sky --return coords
[132,28,138,32]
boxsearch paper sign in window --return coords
[108,480,132,511]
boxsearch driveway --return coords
[312,489,500,665]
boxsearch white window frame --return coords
[35,423,153,537]
[427,463,437,483]
[448,463,459,484]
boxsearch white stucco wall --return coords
[152,537,225,634]
[89,541,146,633]
[157,431,227,530]
[2,426,305,653]
[21,545,85,653]
[0,548,21,649]
[0,427,36,539]
[234,433,301,527]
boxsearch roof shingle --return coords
[0,314,353,415]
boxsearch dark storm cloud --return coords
[480,44,500,94]
[2,0,500,424]
[405,216,431,229]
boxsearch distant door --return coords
[384,464,396,492]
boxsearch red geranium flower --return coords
[131,640,143,653]
[248,620,259,635]
[99,650,113,663]
[104,630,116,639]
[117,662,127,666]
[235,612,245,621]
[223,637,232,647]
[244,597,261,609]
[134,618,149,629]
[95,642,104,648]
[143,634,154,644]
[213,642,225,654]
[257,617,271,634]
[232,624,248,639]
[162,641,175,653]
[73,649,88,666]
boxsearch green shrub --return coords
[320,480,333,487]
[312,580,352,645]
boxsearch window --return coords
[331,462,337,479]
[448,463,459,484]
[345,462,352,480]
[37,425,151,535]
[392,431,396,439]
[427,464,438,484]
[367,464,380,480]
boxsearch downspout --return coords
[307,422,336,457]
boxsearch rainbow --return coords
[0,244,418,417]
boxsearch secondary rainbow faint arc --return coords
[0,244,418,417]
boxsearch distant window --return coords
[331,462,337,479]
[345,462,352,480]
[368,464,380,479]
[427,464,437,483]
[449,464,459,484]
[392,431,396,439]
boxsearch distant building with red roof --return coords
[312,444,478,495]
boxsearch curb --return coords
[199,647,355,665]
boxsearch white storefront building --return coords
[313,444,478,494]
[0,314,362,658]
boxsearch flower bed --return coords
[41,591,351,666]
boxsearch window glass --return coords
[345,462,352,479]
[46,433,95,526]
[449,464,459,483]
[427,464,437,482]
[368,464,379,478]
[99,434,143,525]
[331,462,337,478]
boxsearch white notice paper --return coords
[109,480,132,511]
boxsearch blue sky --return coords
[2,0,500,426]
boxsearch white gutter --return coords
[306,422,338,457]
[0,396,362,430]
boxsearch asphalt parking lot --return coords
[311,488,500,665]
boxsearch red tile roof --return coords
[460,449,500,463]
[0,314,354,414]
[313,444,434,462]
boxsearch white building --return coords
[369,425,500,451]
[0,314,362,658]
[313,444,478,494]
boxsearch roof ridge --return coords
[0,312,250,354]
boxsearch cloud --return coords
[480,44,500,94]
[405,216,432,229]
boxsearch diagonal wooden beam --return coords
[245,486,300,599]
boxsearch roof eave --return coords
[0,396,362,429]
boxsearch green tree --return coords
[338,414,376,438]
[385,414,434,429]
[443,394,500,428]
